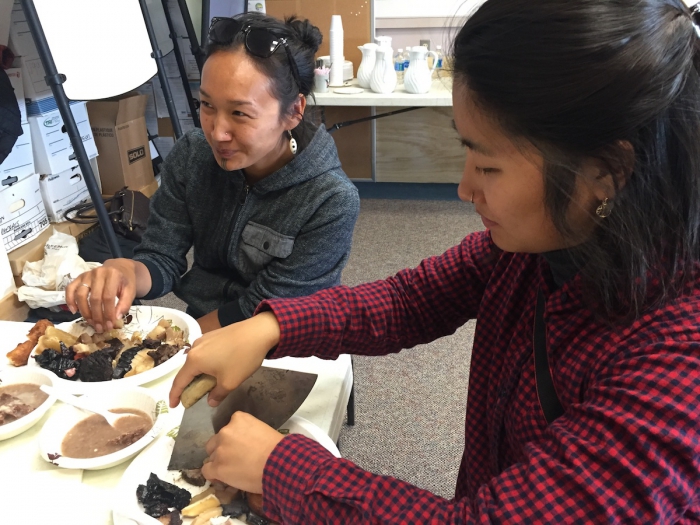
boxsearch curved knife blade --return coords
[167,367,317,471]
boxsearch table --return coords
[309,77,453,107]
[0,320,352,524]
[307,78,463,184]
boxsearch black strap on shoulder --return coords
[534,288,565,424]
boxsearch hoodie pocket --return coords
[240,221,295,275]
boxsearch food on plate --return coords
[0,383,49,425]
[157,510,183,525]
[182,493,221,517]
[61,408,153,458]
[27,318,188,383]
[181,469,208,487]
[191,506,223,525]
[35,326,80,354]
[6,319,53,366]
[137,473,192,519]
[180,374,217,408]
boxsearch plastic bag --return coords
[17,228,101,309]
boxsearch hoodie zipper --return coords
[222,183,250,265]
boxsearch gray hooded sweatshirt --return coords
[134,124,359,325]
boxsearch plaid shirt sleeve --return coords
[256,231,497,359]
[260,341,700,523]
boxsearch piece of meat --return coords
[147,344,180,366]
[0,392,33,425]
[107,427,148,447]
[27,319,53,343]
[6,319,54,366]
[6,339,35,367]
[181,469,207,487]
[157,511,183,525]
[78,349,114,382]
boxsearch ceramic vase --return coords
[370,47,397,94]
[357,43,378,89]
[404,46,438,94]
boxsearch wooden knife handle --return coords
[180,374,217,408]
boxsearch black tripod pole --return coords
[161,0,200,127]
[140,0,183,139]
[19,0,123,259]
[177,0,205,74]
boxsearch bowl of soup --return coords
[38,386,168,470]
[0,367,57,441]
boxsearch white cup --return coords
[314,70,330,93]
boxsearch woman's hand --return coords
[202,411,285,493]
[65,258,150,333]
[169,311,281,409]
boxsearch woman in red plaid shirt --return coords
[171,1,700,522]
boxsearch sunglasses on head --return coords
[208,17,301,91]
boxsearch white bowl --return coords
[38,386,169,470]
[0,367,57,441]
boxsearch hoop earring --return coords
[288,130,298,155]
[596,198,613,218]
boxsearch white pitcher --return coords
[370,46,397,94]
[404,46,438,94]
[357,43,378,89]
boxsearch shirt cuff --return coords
[136,259,165,300]
[262,433,335,524]
[217,299,246,326]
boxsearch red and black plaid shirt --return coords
[257,231,700,523]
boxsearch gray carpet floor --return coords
[145,198,483,500]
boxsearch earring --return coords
[596,198,613,218]
[470,192,474,203]
[288,130,298,155]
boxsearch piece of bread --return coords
[180,374,217,408]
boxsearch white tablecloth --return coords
[0,320,352,524]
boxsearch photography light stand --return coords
[19,0,123,259]
[161,0,200,128]
[140,0,183,139]
[178,0,206,74]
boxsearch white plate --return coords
[0,367,57,440]
[112,415,340,525]
[23,306,201,395]
[333,87,364,94]
[38,386,169,470]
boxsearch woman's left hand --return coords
[202,411,285,493]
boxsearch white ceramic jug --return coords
[404,46,438,94]
[370,46,397,94]
[357,43,378,89]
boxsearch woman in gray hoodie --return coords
[65,13,359,334]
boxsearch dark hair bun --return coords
[285,16,323,54]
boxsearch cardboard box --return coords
[0,173,49,253]
[28,100,98,175]
[39,156,101,223]
[9,2,53,101]
[5,67,27,124]
[39,163,91,223]
[13,55,52,101]
[7,222,71,276]
[0,290,29,321]
[88,93,155,195]
[0,122,34,180]
[0,245,17,300]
